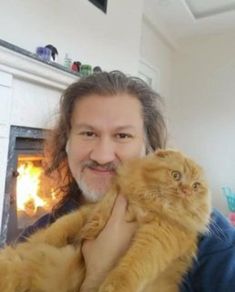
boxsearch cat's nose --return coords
[180,185,191,196]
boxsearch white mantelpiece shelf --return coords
[0,45,78,90]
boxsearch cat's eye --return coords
[193,182,201,190]
[171,170,181,181]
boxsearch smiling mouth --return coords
[87,167,116,175]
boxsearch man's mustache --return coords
[81,160,118,171]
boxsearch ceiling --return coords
[144,0,235,45]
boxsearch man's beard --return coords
[77,179,105,202]
[76,160,118,203]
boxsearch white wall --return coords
[139,17,173,98]
[0,0,143,74]
[169,33,235,214]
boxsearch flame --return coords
[16,161,54,217]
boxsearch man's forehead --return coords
[71,94,144,130]
[73,93,142,112]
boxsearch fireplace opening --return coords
[1,126,60,245]
[16,153,59,230]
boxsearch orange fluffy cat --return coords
[0,149,211,292]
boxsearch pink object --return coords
[228,213,235,225]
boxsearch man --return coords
[19,71,235,291]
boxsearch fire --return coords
[16,160,56,217]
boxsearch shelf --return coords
[0,39,79,90]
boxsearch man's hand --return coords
[80,195,137,291]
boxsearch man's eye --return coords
[79,131,96,138]
[116,133,132,139]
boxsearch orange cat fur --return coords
[0,149,211,292]
[0,205,91,292]
[0,243,84,292]
[81,149,212,292]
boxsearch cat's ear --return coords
[155,149,178,158]
[155,149,170,158]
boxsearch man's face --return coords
[66,93,146,202]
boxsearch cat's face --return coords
[139,149,211,231]
[153,150,208,199]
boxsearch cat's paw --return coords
[126,204,155,224]
[80,214,105,240]
[125,205,136,222]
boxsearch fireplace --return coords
[0,41,78,247]
[1,126,59,244]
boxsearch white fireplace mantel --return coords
[0,44,78,90]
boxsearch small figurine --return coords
[45,44,58,61]
[72,61,81,72]
[80,64,92,77]
[36,47,51,61]
[93,66,102,73]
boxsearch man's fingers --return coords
[111,195,128,218]
[105,195,128,227]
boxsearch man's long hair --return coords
[44,71,167,213]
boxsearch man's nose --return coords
[89,137,117,165]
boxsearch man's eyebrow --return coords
[72,124,136,131]
[72,124,94,130]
